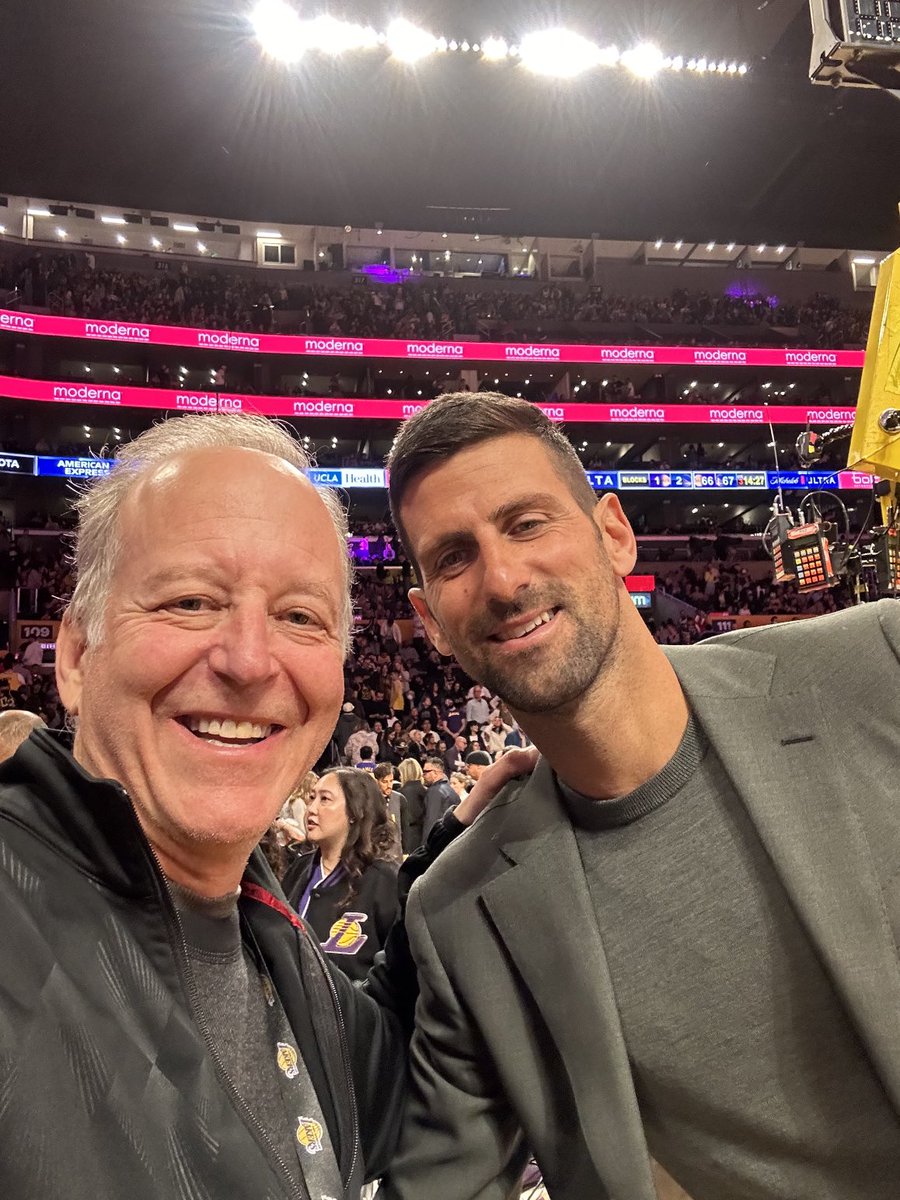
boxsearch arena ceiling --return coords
[2,0,899,250]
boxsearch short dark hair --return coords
[357,744,374,760]
[373,762,394,782]
[387,392,597,568]
[424,756,446,775]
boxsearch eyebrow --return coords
[419,492,564,570]
[141,565,339,608]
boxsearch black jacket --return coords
[399,779,426,852]
[0,730,414,1200]
[282,855,399,984]
[423,778,457,841]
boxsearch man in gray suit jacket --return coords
[379,391,900,1200]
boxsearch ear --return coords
[55,611,88,718]
[591,494,638,579]
[409,588,453,656]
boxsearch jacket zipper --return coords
[302,928,361,1189]
[123,788,311,1200]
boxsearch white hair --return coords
[66,413,353,653]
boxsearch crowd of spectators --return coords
[1,512,858,748]
[0,248,872,350]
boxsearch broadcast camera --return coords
[809,0,900,97]
[763,11,900,597]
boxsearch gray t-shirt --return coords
[558,716,900,1200]
[172,884,343,1200]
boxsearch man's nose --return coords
[207,602,278,687]
[479,536,533,607]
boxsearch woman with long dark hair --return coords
[282,768,399,983]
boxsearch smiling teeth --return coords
[500,610,554,642]
[186,716,273,740]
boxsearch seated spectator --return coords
[283,769,400,984]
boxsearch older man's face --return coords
[58,447,346,875]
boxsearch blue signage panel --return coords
[35,456,116,478]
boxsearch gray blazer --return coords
[381,600,900,1200]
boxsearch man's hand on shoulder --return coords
[454,748,539,827]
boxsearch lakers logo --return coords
[276,1042,300,1079]
[296,1116,324,1155]
[320,912,369,956]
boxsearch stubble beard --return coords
[452,570,624,716]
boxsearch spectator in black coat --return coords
[397,758,426,854]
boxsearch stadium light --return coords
[0,226,5,235]
[27,207,51,217]
[777,244,786,254]
[757,243,767,253]
[250,0,305,63]
[197,241,207,253]
[519,29,610,77]
[386,18,438,63]
[482,35,510,60]
[56,227,67,239]
[622,42,664,79]
[304,14,378,54]
[101,214,126,225]
[706,241,715,251]
[173,222,199,232]
[674,239,684,250]
[654,238,663,249]
[726,241,736,251]
[116,234,127,245]
[853,255,876,265]
[150,236,162,248]
[257,229,282,238]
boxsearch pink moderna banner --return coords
[0,309,865,370]
[0,374,858,426]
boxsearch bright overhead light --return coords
[622,42,664,79]
[101,214,126,225]
[519,29,611,77]
[174,222,199,233]
[706,241,715,251]
[726,242,736,252]
[670,55,684,70]
[757,243,766,253]
[150,236,161,248]
[777,244,786,254]
[56,227,67,239]
[654,238,663,250]
[303,14,378,54]
[27,207,51,217]
[674,239,684,251]
[853,255,876,265]
[250,0,305,62]
[116,234,127,245]
[738,63,748,74]
[197,241,207,253]
[386,18,438,63]
[481,35,510,60]
[0,226,6,235]
[257,230,282,238]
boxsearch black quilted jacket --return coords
[0,730,411,1200]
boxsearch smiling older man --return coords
[0,414,529,1200]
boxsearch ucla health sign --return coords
[307,468,387,488]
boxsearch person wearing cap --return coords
[465,750,493,787]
